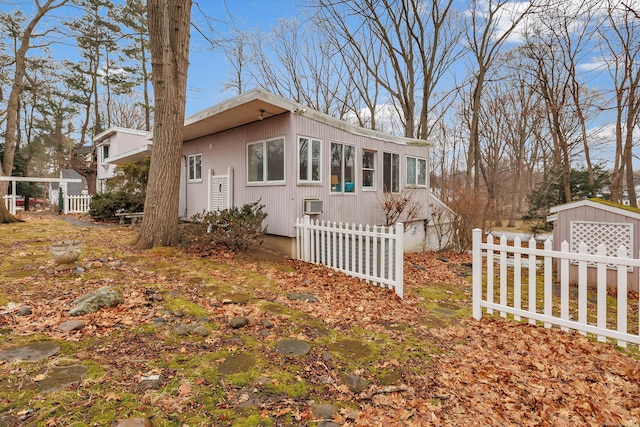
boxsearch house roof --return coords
[548,198,640,222]
[183,89,431,146]
[93,127,150,144]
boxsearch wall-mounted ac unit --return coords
[304,198,323,215]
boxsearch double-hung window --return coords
[330,142,356,193]
[99,144,110,164]
[247,137,285,183]
[362,150,376,190]
[298,137,321,183]
[406,156,427,187]
[383,152,399,193]
[188,153,202,182]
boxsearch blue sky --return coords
[186,0,301,115]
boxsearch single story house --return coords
[548,198,640,291]
[93,127,152,193]
[179,89,441,255]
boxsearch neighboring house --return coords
[93,127,151,193]
[48,169,88,205]
[179,89,438,255]
[548,198,640,291]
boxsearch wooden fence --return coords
[295,216,404,298]
[472,228,640,347]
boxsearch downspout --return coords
[182,155,188,219]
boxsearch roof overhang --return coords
[105,144,153,165]
[182,89,432,147]
[93,127,150,144]
[549,198,640,221]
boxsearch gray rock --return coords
[174,324,190,336]
[0,341,60,362]
[74,266,85,274]
[191,325,209,337]
[341,373,369,393]
[69,286,124,316]
[31,364,88,394]
[17,306,32,316]
[287,292,318,303]
[275,339,311,357]
[230,317,249,329]
[58,320,85,332]
[260,319,274,329]
[311,403,338,419]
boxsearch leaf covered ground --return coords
[0,213,639,426]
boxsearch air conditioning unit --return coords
[304,198,323,215]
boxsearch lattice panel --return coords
[570,221,632,269]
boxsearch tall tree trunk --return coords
[136,0,192,248]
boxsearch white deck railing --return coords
[472,228,640,348]
[295,216,404,298]
[3,195,16,214]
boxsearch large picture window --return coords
[362,150,376,190]
[383,152,399,193]
[247,137,285,183]
[406,156,427,187]
[298,137,321,183]
[330,142,355,193]
[188,153,202,182]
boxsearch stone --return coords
[217,353,255,375]
[140,374,162,390]
[260,319,274,329]
[174,324,190,336]
[74,267,85,274]
[321,351,333,362]
[58,320,85,332]
[30,364,88,394]
[287,292,318,303]
[69,286,124,316]
[341,373,369,394]
[411,264,426,271]
[437,256,450,263]
[275,339,311,357]
[115,418,153,427]
[311,403,338,420]
[50,240,82,264]
[0,341,60,362]
[191,325,209,337]
[230,317,249,329]
[17,306,32,316]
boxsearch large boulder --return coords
[69,286,124,316]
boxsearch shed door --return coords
[209,175,229,212]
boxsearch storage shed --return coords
[548,198,640,291]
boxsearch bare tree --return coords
[0,0,68,223]
[601,0,640,205]
[135,0,192,248]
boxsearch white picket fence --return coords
[472,228,640,347]
[66,195,92,213]
[295,216,404,298]
[3,194,91,214]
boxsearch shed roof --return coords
[549,198,640,221]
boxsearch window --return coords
[188,153,202,181]
[330,142,356,193]
[406,156,427,187]
[100,144,110,164]
[247,137,285,183]
[362,150,376,190]
[383,152,399,192]
[298,137,321,183]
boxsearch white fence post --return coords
[395,222,404,299]
[302,215,311,262]
[472,228,482,320]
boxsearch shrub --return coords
[88,191,145,221]
[181,201,268,253]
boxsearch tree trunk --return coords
[136,0,192,248]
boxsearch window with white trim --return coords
[188,153,202,181]
[330,142,356,193]
[383,152,399,193]
[247,137,285,183]
[406,156,427,187]
[298,137,321,183]
[362,149,376,190]
[99,144,110,164]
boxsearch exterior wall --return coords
[180,112,433,243]
[553,203,640,291]
[96,131,149,192]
